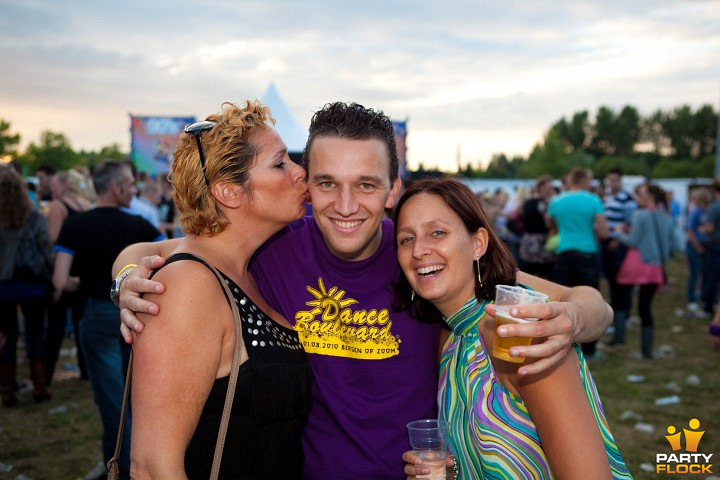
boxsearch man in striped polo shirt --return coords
[602,168,636,345]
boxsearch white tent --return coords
[261,83,308,154]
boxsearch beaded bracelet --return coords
[710,324,720,337]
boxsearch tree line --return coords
[450,104,716,180]
[2,103,718,179]
[0,121,126,174]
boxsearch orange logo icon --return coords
[657,418,712,474]
[665,419,705,452]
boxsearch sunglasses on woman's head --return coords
[184,120,217,185]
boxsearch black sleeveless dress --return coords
[154,254,311,479]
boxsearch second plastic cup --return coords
[492,285,548,363]
[407,419,448,480]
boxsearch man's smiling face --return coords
[307,135,401,262]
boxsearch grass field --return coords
[0,256,718,479]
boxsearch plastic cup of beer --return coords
[407,419,449,480]
[492,285,548,363]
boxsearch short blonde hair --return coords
[56,168,95,201]
[171,100,274,236]
[690,187,712,207]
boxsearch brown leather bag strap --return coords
[200,257,244,480]
[106,353,132,480]
[106,253,244,480]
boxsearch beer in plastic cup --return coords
[492,285,548,363]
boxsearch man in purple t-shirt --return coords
[114,102,612,479]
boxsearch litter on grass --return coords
[619,410,641,421]
[654,395,681,406]
[634,422,655,433]
[48,404,68,415]
[665,381,682,392]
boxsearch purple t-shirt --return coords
[251,217,441,480]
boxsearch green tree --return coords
[614,106,641,156]
[639,109,671,155]
[522,128,593,178]
[406,163,445,183]
[0,119,21,156]
[552,110,591,153]
[550,105,642,160]
[588,106,615,157]
[482,153,515,178]
[594,154,649,178]
[427,102,718,179]
[20,130,79,173]
[457,162,481,178]
[664,105,696,158]
[638,104,716,160]
[651,156,715,178]
[660,104,717,159]
[588,105,640,157]
[77,143,128,167]
[694,104,717,157]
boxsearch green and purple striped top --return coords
[439,296,632,479]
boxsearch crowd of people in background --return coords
[480,169,720,360]
[1,159,171,478]
[0,163,176,403]
[7,158,719,371]
[27,163,180,239]
[1,135,720,478]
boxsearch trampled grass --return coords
[0,257,718,479]
[590,257,719,479]
[0,358,102,479]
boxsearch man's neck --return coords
[94,194,120,208]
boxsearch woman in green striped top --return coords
[396,178,632,480]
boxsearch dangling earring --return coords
[475,256,483,288]
[411,290,416,302]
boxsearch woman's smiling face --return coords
[396,192,488,317]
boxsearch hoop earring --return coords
[475,256,483,288]
[411,290,416,302]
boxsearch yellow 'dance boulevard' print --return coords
[294,277,401,359]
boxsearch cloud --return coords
[1,0,718,170]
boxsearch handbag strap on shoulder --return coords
[107,253,244,480]
[200,256,244,480]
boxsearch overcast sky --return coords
[2,0,719,171]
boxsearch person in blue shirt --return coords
[548,167,609,358]
[685,187,712,317]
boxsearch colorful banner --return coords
[130,115,195,176]
[392,120,407,180]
